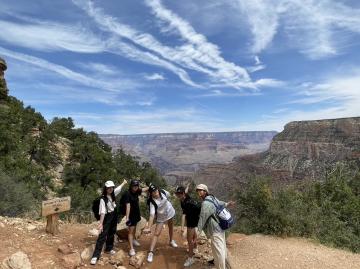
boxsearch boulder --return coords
[2,251,31,269]
[61,252,81,269]
[58,244,73,255]
[109,249,127,266]
[80,245,94,261]
[129,251,146,269]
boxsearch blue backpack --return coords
[205,195,235,230]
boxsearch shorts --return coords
[186,216,199,228]
[129,216,140,227]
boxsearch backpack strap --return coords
[101,196,109,214]
[205,195,222,213]
[205,195,222,224]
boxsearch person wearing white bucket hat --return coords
[196,184,235,269]
[90,179,127,265]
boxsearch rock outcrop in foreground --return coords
[194,117,360,198]
[1,216,359,269]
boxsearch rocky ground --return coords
[1,216,360,269]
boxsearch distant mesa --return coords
[193,117,360,198]
[100,131,277,185]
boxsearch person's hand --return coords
[98,223,103,233]
[122,179,128,185]
[227,201,236,208]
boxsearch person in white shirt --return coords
[143,184,178,263]
[90,179,127,265]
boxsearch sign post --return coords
[42,197,71,235]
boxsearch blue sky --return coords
[0,0,360,134]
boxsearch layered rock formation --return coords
[100,131,277,184]
[0,57,8,101]
[193,117,360,198]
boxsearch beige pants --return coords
[210,232,232,269]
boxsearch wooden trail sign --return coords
[42,196,71,235]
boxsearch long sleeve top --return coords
[197,195,226,237]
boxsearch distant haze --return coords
[100,131,277,184]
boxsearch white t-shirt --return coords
[99,185,123,215]
[149,190,175,223]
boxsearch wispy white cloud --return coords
[0,46,140,92]
[66,107,226,134]
[230,0,360,59]
[144,0,252,88]
[0,19,104,53]
[78,62,121,76]
[144,73,165,81]
[72,0,263,90]
[242,68,360,131]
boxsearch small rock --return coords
[3,251,32,269]
[80,245,95,261]
[88,228,99,237]
[61,252,81,269]
[109,249,126,266]
[129,251,146,269]
[26,225,37,231]
[58,244,73,255]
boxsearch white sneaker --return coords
[184,257,195,267]
[147,251,154,263]
[90,257,97,265]
[133,239,141,247]
[169,240,178,248]
[129,249,136,256]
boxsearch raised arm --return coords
[114,179,128,196]
[184,183,190,194]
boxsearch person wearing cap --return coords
[143,184,178,263]
[90,179,127,265]
[196,184,235,269]
[119,179,149,257]
[175,184,201,267]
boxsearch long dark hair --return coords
[102,186,116,202]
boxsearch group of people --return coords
[90,179,234,269]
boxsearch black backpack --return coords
[92,196,108,220]
[147,189,167,215]
[118,192,128,217]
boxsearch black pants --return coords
[92,211,117,258]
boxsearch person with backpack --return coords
[196,184,235,269]
[143,184,178,263]
[119,179,149,257]
[90,179,127,265]
[175,184,201,267]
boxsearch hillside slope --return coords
[194,117,360,198]
[1,217,359,269]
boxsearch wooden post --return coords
[46,213,60,235]
[42,196,71,235]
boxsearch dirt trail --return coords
[1,218,359,269]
